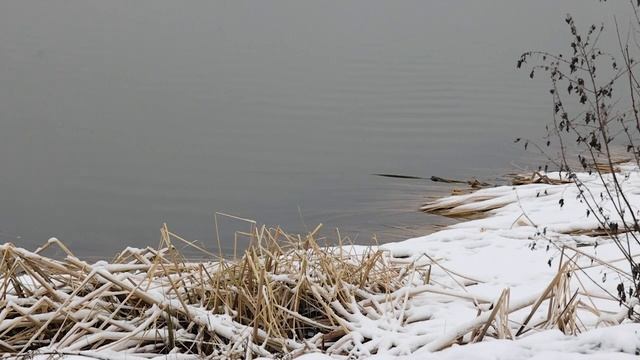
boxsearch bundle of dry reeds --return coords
[0,223,433,358]
[0,221,634,358]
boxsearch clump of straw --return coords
[0,223,428,358]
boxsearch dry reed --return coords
[0,221,634,358]
[0,224,432,358]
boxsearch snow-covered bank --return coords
[292,323,640,359]
[2,166,640,358]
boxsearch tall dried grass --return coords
[0,223,430,358]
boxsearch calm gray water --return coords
[0,1,627,256]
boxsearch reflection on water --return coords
[0,1,627,256]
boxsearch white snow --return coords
[293,323,640,359]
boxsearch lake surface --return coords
[0,1,628,256]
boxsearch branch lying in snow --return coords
[425,290,546,352]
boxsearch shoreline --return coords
[2,164,640,358]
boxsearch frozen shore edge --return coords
[3,165,640,359]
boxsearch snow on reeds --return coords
[3,166,640,359]
[0,225,433,358]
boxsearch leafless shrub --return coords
[518,0,640,306]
